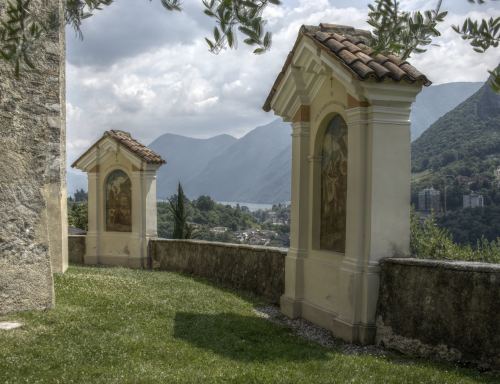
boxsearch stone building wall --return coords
[150,239,287,303]
[0,0,66,316]
[376,258,500,371]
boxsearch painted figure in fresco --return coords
[105,170,132,232]
[320,115,348,253]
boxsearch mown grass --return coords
[410,169,431,181]
[0,265,497,383]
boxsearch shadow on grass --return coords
[170,271,276,307]
[173,311,330,362]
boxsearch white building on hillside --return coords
[463,194,484,209]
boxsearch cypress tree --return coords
[170,182,186,239]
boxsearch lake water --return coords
[216,202,273,212]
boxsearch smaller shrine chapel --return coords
[71,130,166,269]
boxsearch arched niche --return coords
[317,114,348,253]
[104,169,132,232]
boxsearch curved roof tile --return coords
[71,130,166,168]
[262,24,432,112]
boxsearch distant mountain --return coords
[411,76,500,173]
[149,133,238,199]
[236,143,292,204]
[65,82,486,203]
[182,118,291,203]
[67,170,88,197]
[410,82,483,141]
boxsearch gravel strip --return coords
[254,305,391,356]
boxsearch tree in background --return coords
[411,206,500,263]
[74,189,88,202]
[68,201,88,230]
[196,195,216,211]
[67,190,88,230]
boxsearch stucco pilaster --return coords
[281,121,310,319]
[130,170,145,269]
[85,171,101,265]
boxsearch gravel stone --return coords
[254,305,391,355]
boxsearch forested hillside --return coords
[410,82,482,141]
[436,205,500,246]
[410,72,500,245]
[411,75,500,174]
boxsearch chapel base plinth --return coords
[280,295,302,319]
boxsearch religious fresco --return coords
[105,170,132,232]
[320,115,348,253]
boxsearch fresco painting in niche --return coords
[105,170,132,232]
[320,115,348,253]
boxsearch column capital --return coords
[307,156,322,163]
[291,122,310,137]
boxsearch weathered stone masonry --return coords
[0,0,66,315]
[376,258,500,371]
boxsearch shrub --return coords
[410,206,500,264]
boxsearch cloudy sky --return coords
[66,0,500,173]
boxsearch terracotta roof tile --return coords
[372,53,390,66]
[384,61,408,82]
[262,24,431,112]
[105,130,166,165]
[355,51,374,65]
[337,49,360,65]
[324,38,347,54]
[350,61,375,78]
[343,40,362,54]
[367,61,391,78]
[71,130,166,168]
[332,32,348,42]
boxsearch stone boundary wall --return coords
[149,239,287,303]
[376,258,500,371]
[68,236,86,264]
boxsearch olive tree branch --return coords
[202,0,281,55]
[367,0,448,61]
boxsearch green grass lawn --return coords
[0,265,497,383]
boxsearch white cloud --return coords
[66,0,500,173]
[66,103,83,121]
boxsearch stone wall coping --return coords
[381,257,500,273]
[150,238,288,255]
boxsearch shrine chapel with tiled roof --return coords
[266,23,429,345]
[72,130,165,269]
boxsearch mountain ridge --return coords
[411,77,500,173]
[66,82,486,203]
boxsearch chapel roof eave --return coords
[71,130,166,169]
[262,23,432,113]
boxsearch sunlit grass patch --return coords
[0,264,496,383]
